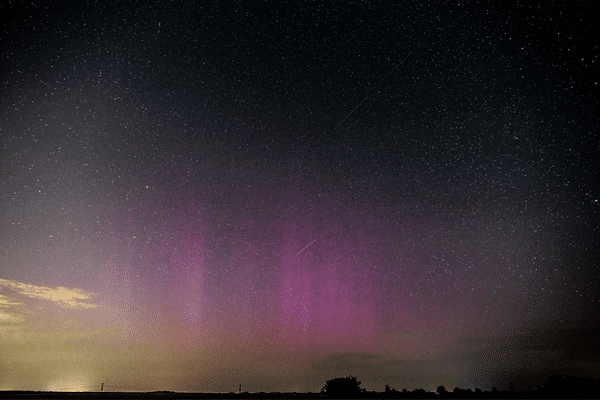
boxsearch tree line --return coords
[321,374,600,398]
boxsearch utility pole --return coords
[101,383,104,392]
[239,384,242,393]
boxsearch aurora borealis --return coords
[1,0,598,394]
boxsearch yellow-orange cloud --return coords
[0,310,25,323]
[0,294,22,307]
[0,279,98,309]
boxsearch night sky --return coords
[1,0,599,394]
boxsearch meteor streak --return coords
[333,43,422,131]
[295,238,318,256]
[295,45,423,257]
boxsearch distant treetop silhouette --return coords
[321,375,362,398]
[542,374,600,397]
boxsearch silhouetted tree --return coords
[412,388,427,397]
[437,386,447,395]
[321,375,362,398]
[543,374,600,397]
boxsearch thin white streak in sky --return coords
[295,238,318,256]
[333,43,423,131]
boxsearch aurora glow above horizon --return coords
[1,0,598,394]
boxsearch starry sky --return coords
[1,0,599,394]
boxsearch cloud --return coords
[0,310,25,325]
[0,294,22,308]
[0,279,98,309]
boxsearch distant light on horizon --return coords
[43,373,95,392]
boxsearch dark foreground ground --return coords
[0,392,327,400]
[0,393,327,400]
[1,390,599,399]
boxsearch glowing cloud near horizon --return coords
[0,278,98,309]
